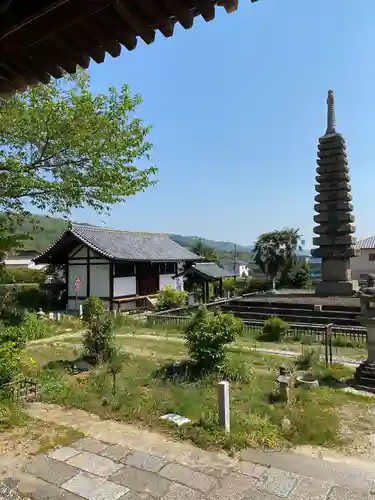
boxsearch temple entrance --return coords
[136,263,159,295]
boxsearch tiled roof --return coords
[37,224,199,262]
[355,237,375,250]
[192,262,234,279]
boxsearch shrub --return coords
[156,285,187,311]
[222,278,237,295]
[312,363,354,384]
[15,286,50,310]
[82,297,105,323]
[83,313,114,363]
[21,312,50,340]
[260,317,289,341]
[0,340,23,386]
[105,347,127,395]
[295,347,321,370]
[184,308,243,372]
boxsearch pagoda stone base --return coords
[355,361,375,390]
[315,280,358,297]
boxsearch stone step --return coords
[220,310,359,327]
[220,304,358,319]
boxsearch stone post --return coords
[355,274,375,388]
[218,381,230,433]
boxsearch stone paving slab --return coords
[100,445,132,462]
[110,466,172,497]
[159,463,217,493]
[255,467,299,497]
[71,438,109,454]
[3,472,82,500]
[61,471,129,500]
[26,456,79,486]
[48,446,81,462]
[239,448,375,493]
[66,451,123,478]
[125,451,168,473]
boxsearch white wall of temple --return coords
[159,274,174,290]
[90,264,110,297]
[114,276,137,297]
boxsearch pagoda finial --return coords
[326,89,336,135]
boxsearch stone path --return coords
[4,404,375,500]
[5,436,375,500]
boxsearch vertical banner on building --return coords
[74,275,81,314]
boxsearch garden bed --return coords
[24,336,375,455]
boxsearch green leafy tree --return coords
[253,228,301,290]
[0,71,155,254]
[288,262,312,289]
[191,239,220,265]
[83,314,114,364]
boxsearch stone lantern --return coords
[355,274,375,388]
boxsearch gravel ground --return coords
[0,483,29,500]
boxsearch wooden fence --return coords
[146,314,367,345]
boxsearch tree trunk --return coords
[112,373,116,396]
[271,276,276,290]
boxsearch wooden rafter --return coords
[0,0,260,97]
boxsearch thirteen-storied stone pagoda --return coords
[312,90,358,296]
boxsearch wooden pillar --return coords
[219,278,223,298]
[205,281,210,302]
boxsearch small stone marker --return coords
[49,312,54,320]
[113,309,117,317]
[56,312,61,321]
[160,413,190,426]
[79,304,83,318]
[218,381,230,433]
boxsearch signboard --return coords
[74,276,81,315]
[74,276,81,294]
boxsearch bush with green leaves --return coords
[0,323,26,386]
[156,285,188,311]
[83,313,114,363]
[82,296,105,323]
[296,347,321,370]
[184,307,243,372]
[260,317,289,341]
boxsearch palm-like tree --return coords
[253,228,301,290]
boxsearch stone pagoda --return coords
[312,90,358,296]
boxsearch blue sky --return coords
[71,0,375,247]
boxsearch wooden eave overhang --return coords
[0,0,259,97]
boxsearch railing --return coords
[146,314,367,344]
[150,292,261,317]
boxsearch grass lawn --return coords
[25,335,375,455]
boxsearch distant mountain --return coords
[168,234,252,254]
[2,214,252,256]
